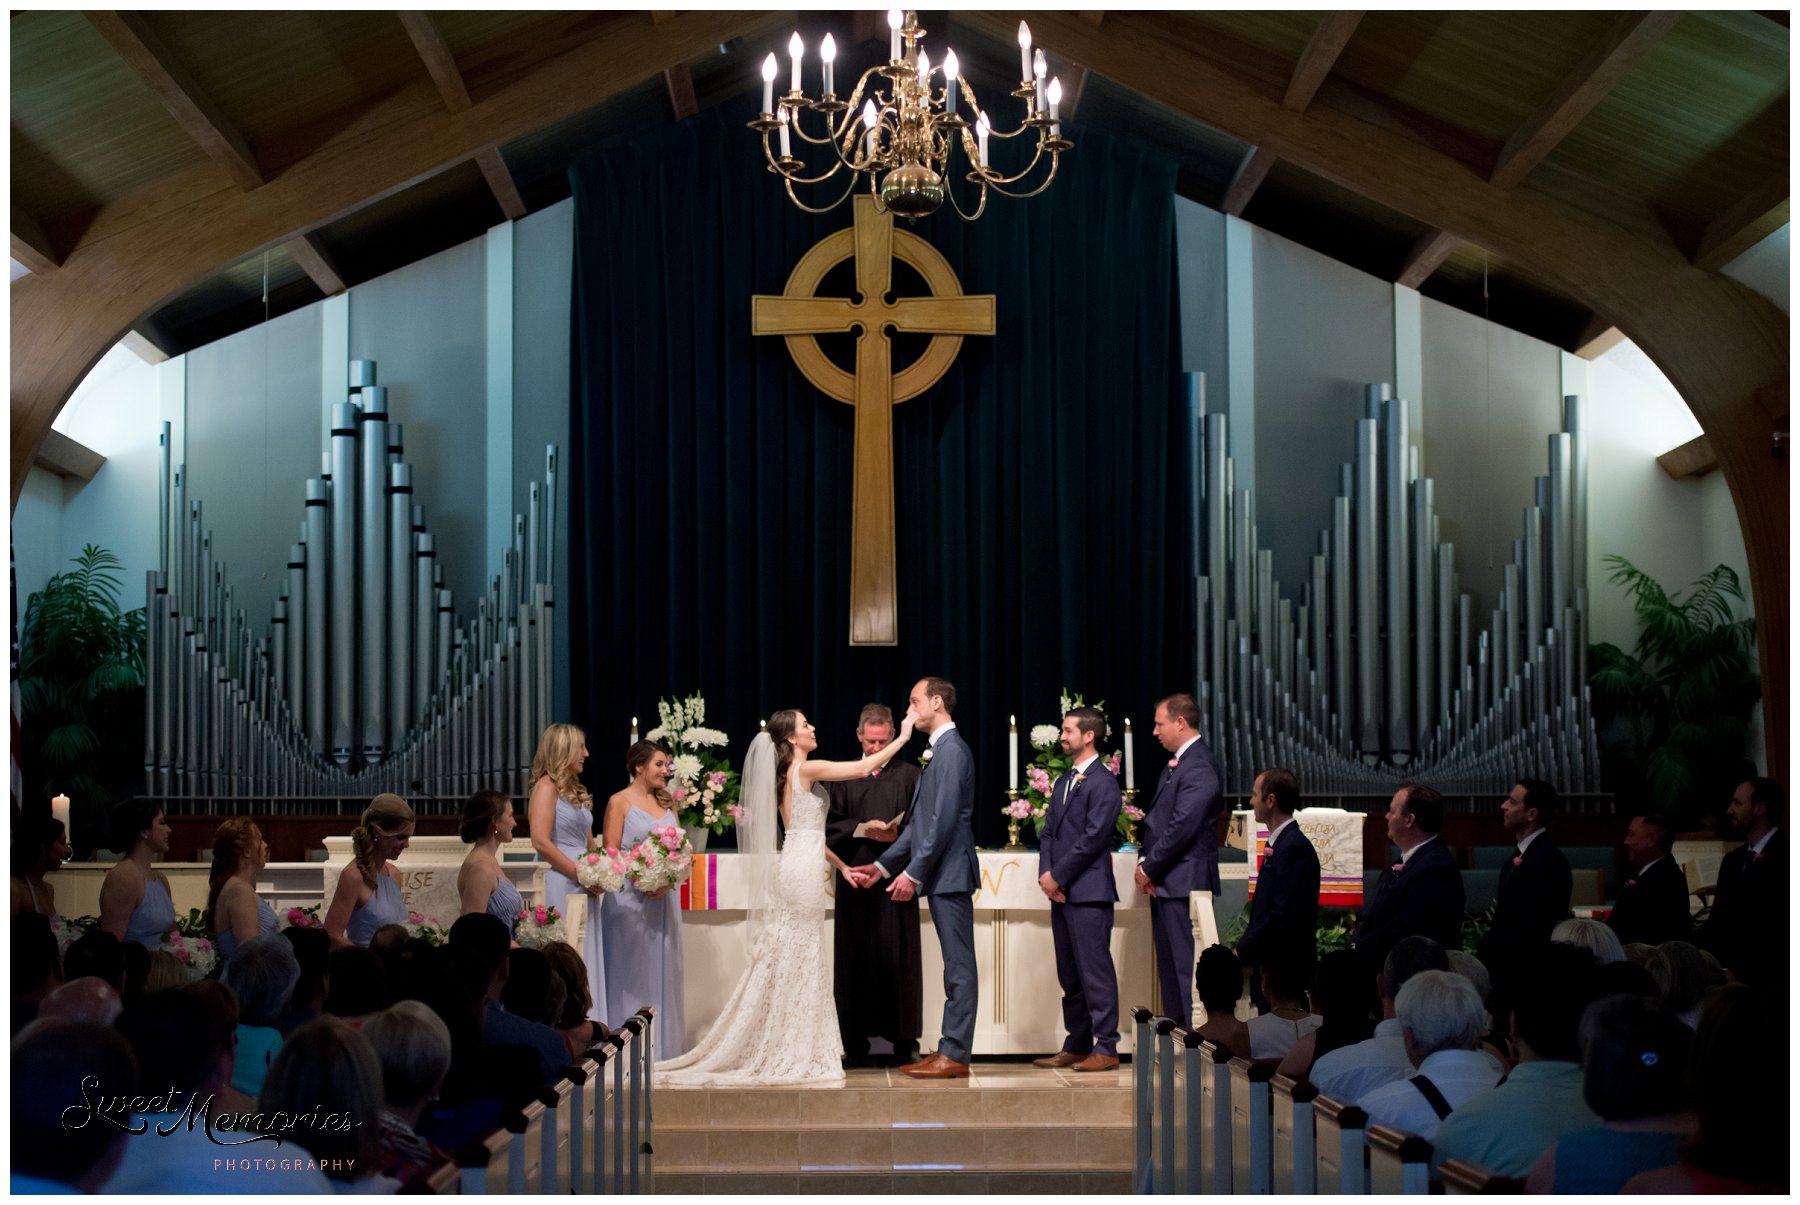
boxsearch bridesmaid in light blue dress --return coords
[99,801,177,951]
[458,788,523,927]
[208,818,280,964]
[530,723,607,1023]
[602,741,688,1054]
[325,794,415,948]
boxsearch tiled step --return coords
[655,1169,1131,1194]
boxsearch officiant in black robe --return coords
[826,704,924,1066]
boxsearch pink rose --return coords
[671,786,688,803]
[728,804,745,821]
[517,909,529,920]
[286,908,303,922]
[1390,862,1404,872]
[197,939,212,951]
[409,912,424,924]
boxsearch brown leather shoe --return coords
[1032,1052,1084,1069]
[1071,1052,1120,1072]
[897,1051,938,1073]
[904,1054,971,1079]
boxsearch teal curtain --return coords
[570,100,1191,844]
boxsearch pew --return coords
[1312,1094,1369,1194]
[400,1158,461,1194]
[566,1056,601,1193]
[1440,1158,1526,1195]
[537,1081,573,1193]
[456,1120,513,1195]
[1272,1075,1319,1194]
[1229,1058,1277,1194]
[1149,1018,1181,1192]
[632,1006,657,1194]
[1132,1007,1156,1192]
[1195,1038,1233,1195]
[1366,1125,1432,1194]
[509,1100,545,1193]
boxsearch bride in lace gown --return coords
[658,707,915,1086]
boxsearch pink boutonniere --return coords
[870,766,881,778]
[1073,773,1087,786]
[1626,878,1639,889]
[1166,757,1179,774]
[1390,861,1405,873]
[1753,850,1766,862]
[1511,855,1523,867]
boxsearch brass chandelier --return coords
[749,10,1072,222]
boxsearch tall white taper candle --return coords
[1009,714,1019,788]
[1124,718,1136,789]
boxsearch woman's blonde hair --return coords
[350,793,415,888]
[531,723,592,809]
[145,949,188,992]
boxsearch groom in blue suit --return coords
[855,677,980,1079]
[1033,706,1123,1072]
[1136,692,1225,1026]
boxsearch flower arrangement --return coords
[161,928,218,980]
[173,906,211,940]
[1114,798,1145,844]
[1013,688,1113,837]
[576,847,628,895]
[625,825,694,894]
[55,915,96,955]
[281,903,324,930]
[404,912,447,947]
[648,693,742,834]
[513,903,566,949]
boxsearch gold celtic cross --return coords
[752,195,995,646]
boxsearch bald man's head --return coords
[37,976,122,1027]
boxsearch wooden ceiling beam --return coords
[1397,229,1459,289]
[1489,11,1680,191]
[11,207,59,275]
[1221,11,1363,218]
[283,232,346,296]
[1658,434,1720,480]
[1222,146,1277,219]
[118,326,172,365]
[974,11,1788,781]
[474,147,527,221]
[85,11,264,191]
[665,62,699,121]
[398,12,473,113]
[1573,317,1628,360]
[32,429,105,483]
[1692,171,1789,274]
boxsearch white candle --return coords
[778,105,791,157]
[862,99,879,158]
[51,793,71,834]
[1124,719,1136,789]
[630,716,639,747]
[1033,49,1047,112]
[821,33,836,95]
[942,49,959,116]
[917,48,930,89]
[1048,76,1062,134]
[976,112,990,167]
[1009,714,1019,789]
[1017,20,1032,83]
[788,32,803,95]
[761,53,777,114]
[889,9,903,61]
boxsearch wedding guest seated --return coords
[1622,941,1658,969]
[1246,955,1322,1061]
[37,975,123,1026]
[278,925,331,1033]
[222,934,301,1095]
[11,813,68,920]
[107,985,332,1193]
[1312,935,1449,1102]
[458,788,523,921]
[1432,943,1604,1177]
[394,946,523,1147]
[1594,957,1660,999]
[544,940,599,1049]
[1622,984,1788,1194]
[61,928,123,994]
[361,1001,454,1186]
[370,922,411,957]
[449,912,570,1083]
[1608,814,1692,947]
[12,912,61,1032]
[98,800,176,950]
[326,945,392,1022]
[1525,994,1694,1193]
[1448,949,1514,1066]
[501,946,574,1056]
[144,948,188,992]
[1647,940,1713,1027]
[1276,949,1377,1080]
[11,1020,137,1193]
[1193,945,1248,1055]
[260,1018,398,1193]
[1552,916,1626,965]
[1355,970,1503,1141]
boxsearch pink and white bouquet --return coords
[281,904,324,931]
[513,903,565,949]
[404,911,447,947]
[161,929,218,980]
[625,825,693,894]
[576,847,628,894]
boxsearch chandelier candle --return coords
[889,8,902,61]
[788,32,803,95]
[761,53,776,114]
[1033,49,1047,112]
[1048,77,1062,135]
[942,49,958,115]
[821,33,836,97]
[977,112,990,166]
[1018,20,1032,84]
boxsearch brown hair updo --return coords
[530,723,592,809]
[625,741,674,811]
[351,794,415,888]
[205,818,264,930]
[766,709,800,812]
[459,789,512,844]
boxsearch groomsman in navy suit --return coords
[1034,706,1123,1072]
[1236,767,1320,1011]
[1353,783,1465,974]
[1606,813,1692,947]
[1136,693,1225,1026]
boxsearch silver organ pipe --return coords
[143,358,565,804]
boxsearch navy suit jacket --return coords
[1698,828,1787,985]
[1038,757,1121,904]
[878,726,979,896]
[1354,836,1465,968]
[1238,817,1320,972]
[1139,737,1225,895]
[1606,855,1692,947]
[1477,831,1573,971]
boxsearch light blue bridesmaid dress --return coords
[346,873,407,947]
[123,877,177,950]
[216,895,280,963]
[601,804,687,1054]
[486,872,523,927]
[541,797,606,1022]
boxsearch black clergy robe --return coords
[826,761,923,1059]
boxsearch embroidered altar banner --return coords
[1232,808,1365,907]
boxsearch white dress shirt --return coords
[1310,1018,1413,1102]
[1516,826,1546,856]
[1399,834,1439,866]
[1750,825,1780,855]
[1355,1047,1503,1141]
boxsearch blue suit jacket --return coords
[878,726,980,896]
[1138,737,1224,895]
[1237,818,1320,971]
[1038,757,1121,904]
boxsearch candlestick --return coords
[1017,20,1032,83]
[788,31,803,95]
[760,53,777,114]
[821,33,836,96]
[1009,714,1019,789]
[50,794,71,836]
[1047,76,1062,135]
[942,49,959,116]
[889,8,903,62]
[1124,718,1136,789]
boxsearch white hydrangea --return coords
[1030,724,1060,749]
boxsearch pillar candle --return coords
[1009,715,1019,788]
[51,794,71,835]
[1124,720,1136,789]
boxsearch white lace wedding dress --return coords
[656,774,844,1086]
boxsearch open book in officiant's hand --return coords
[855,812,906,838]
